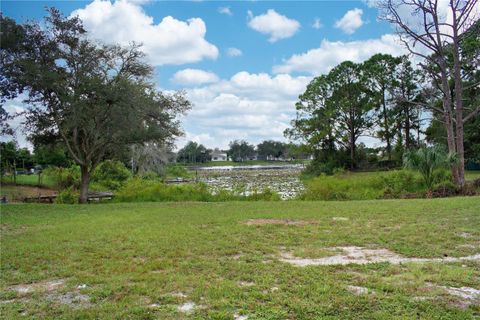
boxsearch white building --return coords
[211,149,228,161]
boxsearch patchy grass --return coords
[1,174,56,188]
[0,185,57,203]
[466,170,480,181]
[1,198,479,319]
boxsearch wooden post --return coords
[13,160,17,185]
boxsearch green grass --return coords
[466,170,480,181]
[1,198,479,319]
[1,174,56,188]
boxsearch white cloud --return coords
[71,0,218,66]
[335,8,364,34]
[226,47,242,57]
[218,6,232,16]
[273,34,406,75]
[176,72,311,149]
[312,18,322,29]
[0,96,32,150]
[247,9,300,43]
[171,69,219,86]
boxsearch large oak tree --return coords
[0,10,191,203]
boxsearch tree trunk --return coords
[451,16,465,187]
[382,90,392,160]
[438,59,459,184]
[350,132,355,170]
[405,107,411,150]
[79,165,90,204]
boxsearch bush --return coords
[115,178,280,202]
[165,165,192,179]
[43,165,81,190]
[55,187,79,204]
[431,181,458,198]
[299,173,383,201]
[92,160,131,190]
[299,170,428,201]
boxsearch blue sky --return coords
[2,0,407,150]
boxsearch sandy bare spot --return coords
[234,313,249,320]
[243,219,316,226]
[441,286,480,301]
[238,281,255,287]
[170,292,187,298]
[47,291,90,307]
[278,246,480,266]
[9,279,65,294]
[458,232,473,238]
[426,283,480,308]
[346,285,372,295]
[178,301,196,313]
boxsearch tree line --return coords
[286,1,479,184]
[176,140,311,163]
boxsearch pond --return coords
[191,164,305,200]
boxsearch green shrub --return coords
[165,165,192,179]
[44,165,81,190]
[115,178,280,202]
[299,173,383,201]
[55,187,79,204]
[299,170,427,201]
[92,160,131,190]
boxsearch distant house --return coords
[211,149,228,161]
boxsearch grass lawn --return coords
[1,174,56,188]
[1,198,479,319]
[466,170,480,181]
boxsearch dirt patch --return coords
[9,279,65,294]
[47,291,90,307]
[278,246,480,266]
[1,185,57,203]
[170,292,187,298]
[243,219,316,226]
[441,286,480,301]
[178,301,196,313]
[426,283,480,308]
[238,281,255,287]
[346,285,372,295]
[234,313,249,320]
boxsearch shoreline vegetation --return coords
[2,162,479,204]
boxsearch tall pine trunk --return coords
[381,90,392,160]
[452,18,465,187]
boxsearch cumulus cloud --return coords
[218,6,232,16]
[247,9,300,43]
[71,0,218,66]
[335,8,364,34]
[226,47,242,57]
[171,69,219,86]
[312,18,322,29]
[273,34,406,75]
[177,72,311,149]
[0,96,31,150]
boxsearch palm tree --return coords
[403,146,457,190]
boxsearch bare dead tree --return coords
[378,0,479,186]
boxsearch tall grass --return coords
[299,169,452,200]
[114,178,280,202]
